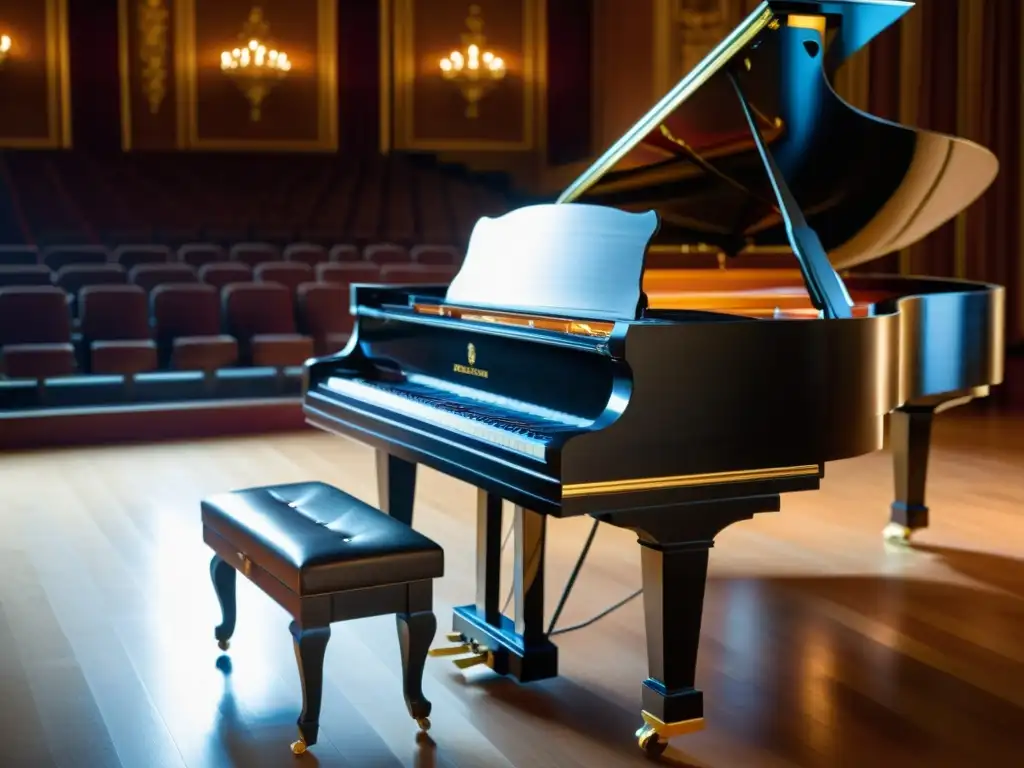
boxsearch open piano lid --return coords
[557,0,999,274]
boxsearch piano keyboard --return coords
[322,373,592,460]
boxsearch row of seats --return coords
[0,272,449,380]
[0,261,459,310]
[0,242,462,271]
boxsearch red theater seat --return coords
[41,245,110,271]
[114,244,172,270]
[78,285,158,375]
[151,283,238,372]
[0,265,54,288]
[129,263,198,292]
[222,282,313,367]
[315,262,380,286]
[283,243,328,266]
[254,261,314,293]
[0,246,39,265]
[328,244,360,262]
[56,264,127,296]
[364,243,409,265]
[178,243,226,268]
[0,286,76,379]
[410,245,461,266]
[230,242,280,267]
[380,263,458,285]
[297,282,352,355]
[199,262,251,289]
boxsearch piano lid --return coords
[557,0,999,270]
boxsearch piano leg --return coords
[599,495,780,756]
[885,405,935,543]
[376,449,417,527]
[449,503,559,683]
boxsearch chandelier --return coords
[0,34,11,67]
[219,7,291,122]
[439,5,506,119]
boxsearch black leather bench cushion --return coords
[202,481,443,595]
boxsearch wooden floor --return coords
[2,410,1023,768]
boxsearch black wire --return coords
[496,515,643,638]
[549,588,643,637]
[546,519,599,636]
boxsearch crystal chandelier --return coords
[219,7,291,122]
[439,5,506,119]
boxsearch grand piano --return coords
[557,0,1005,546]
[302,0,1004,756]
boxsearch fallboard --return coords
[355,310,622,424]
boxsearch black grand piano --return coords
[302,0,1004,755]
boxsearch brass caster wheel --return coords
[882,522,912,544]
[636,724,668,757]
[217,639,230,651]
[290,739,307,755]
[416,717,431,732]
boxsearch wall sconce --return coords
[219,6,291,122]
[439,5,506,119]
[0,34,12,67]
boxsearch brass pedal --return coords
[453,651,491,670]
[428,643,471,657]
[446,632,465,643]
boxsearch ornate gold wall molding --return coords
[177,0,338,151]
[1,0,71,148]
[138,0,170,115]
[392,0,544,152]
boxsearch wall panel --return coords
[0,0,71,148]
[118,0,337,151]
[391,0,544,152]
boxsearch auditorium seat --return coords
[178,243,226,268]
[222,282,313,367]
[78,285,159,375]
[0,246,39,265]
[41,245,110,271]
[130,263,199,292]
[254,261,314,293]
[0,286,76,379]
[283,243,327,266]
[151,283,239,372]
[229,242,280,267]
[410,245,461,266]
[380,263,459,285]
[0,265,54,288]
[297,282,352,356]
[363,243,409,265]
[199,262,252,289]
[114,244,172,270]
[328,244,360,262]
[315,262,380,285]
[56,264,127,296]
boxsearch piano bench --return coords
[201,480,444,755]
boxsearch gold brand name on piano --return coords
[453,363,489,378]
[454,342,489,378]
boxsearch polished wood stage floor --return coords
[1,410,1023,767]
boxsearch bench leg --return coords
[396,610,436,730]
[289,621,331,755]
[209,555,236,651]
